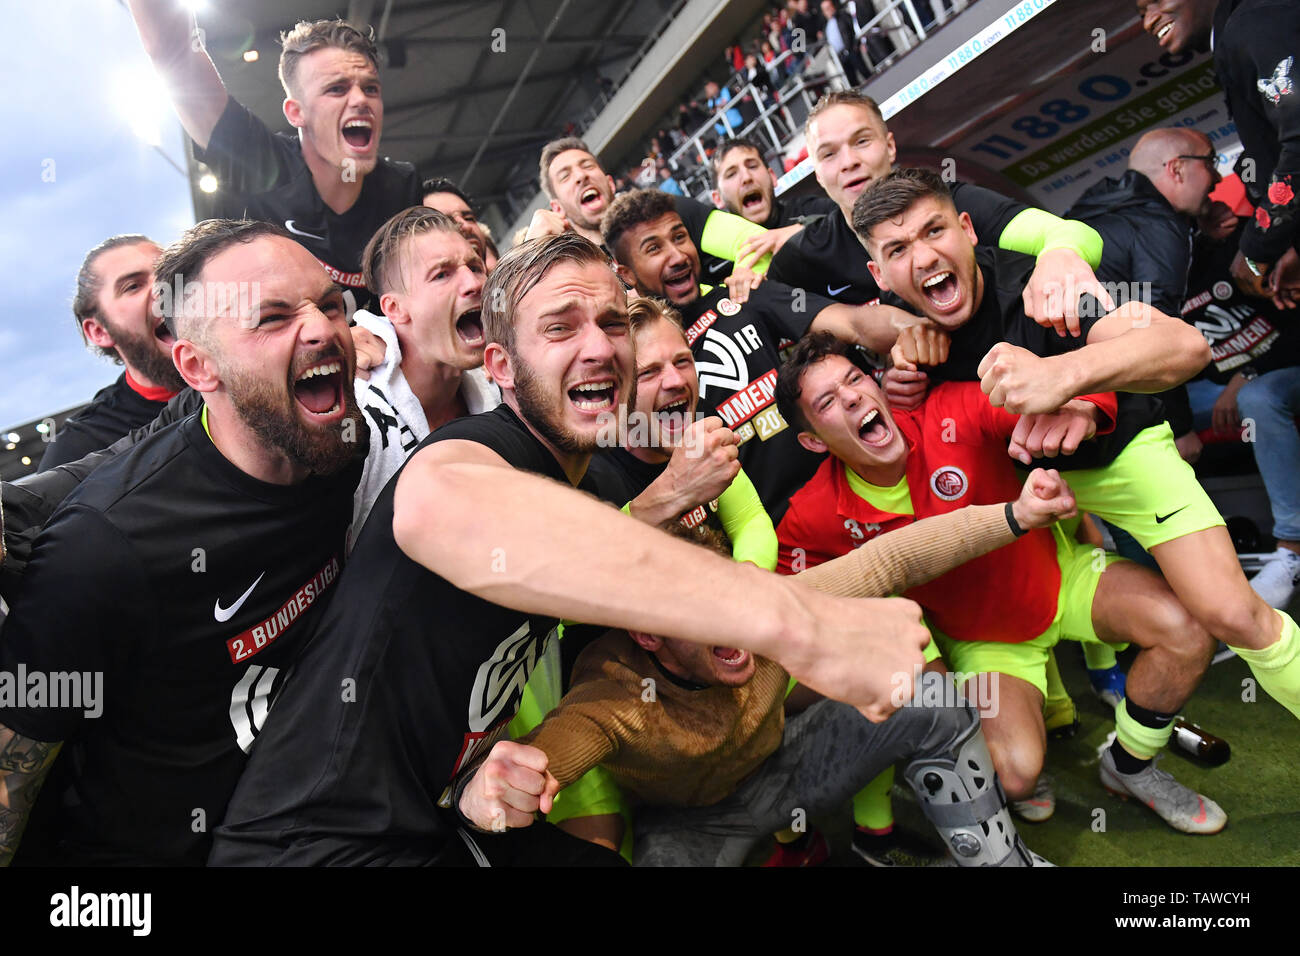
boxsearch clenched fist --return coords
[890,325,950,370]
[1007,399,1099,464]
[630,416,740,527]
[977,343,1072,415]
[524,208,571,242]
[1009,468,1077,530]
[458,740,560,832]
[777,585,930,723]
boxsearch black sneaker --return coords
[850,827,946,867]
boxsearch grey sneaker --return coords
[1099,748,1227,834]
[1249,547,1300,609]
[1010,774,1056,823]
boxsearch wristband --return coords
[1005,502,1028,537]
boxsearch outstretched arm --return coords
[977,302,1211,415]
[794,468,1076,598]
[126,0,228,149]
[393,438,930,720]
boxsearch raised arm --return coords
[126,0,229,149]
[392,438,930,719]
[0,726,62,866]
[810,301,928,354]
[977,302,1211,415]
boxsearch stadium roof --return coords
[184,0,736,232]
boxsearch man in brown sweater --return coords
[496,470,1077,866]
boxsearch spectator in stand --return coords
[743,53,777,107]
[822,0,869,85]
[705,80,745,139]
[422,177,490,267]
[40,236,185,470]
[725,43,745,73]
[657,165,685,196]
[678,101,710,140]
[852,0,897,69]
[1179,191,1300,609]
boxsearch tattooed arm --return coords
[0,725,61,866]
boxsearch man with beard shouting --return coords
[40,235,186,469]
[0,220,366,866]
[210,233,930,867]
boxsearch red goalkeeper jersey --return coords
[776,382,1115,644]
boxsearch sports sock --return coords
[1043,648,1070,707]
[1231,609,1300,720]
[852,767,895,832]
[1112,697,1176,771]
[1084,641,1117,671]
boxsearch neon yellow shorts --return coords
[1065,422,1225,551]
[930,528,1125,698]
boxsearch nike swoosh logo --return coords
[827,284,851,296]
[285,220,328,242]
[1154,506,1188,524]
[707,260,729,273]
[214,572,266,623]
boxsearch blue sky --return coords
[2,1,194,430]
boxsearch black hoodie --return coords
[1066,170,1196,435]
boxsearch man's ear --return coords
[605,173,616,196]
[710,189,724,209]
[885,130,898,165]
[283,96,304,131]
[483,342,514,390]
[380,291,407,325]
[173,338,220,394]
[614,262,639,290]
[958,210,979,247]
[796,429,829,455]
[628,630,663,653]
[866,257,889,291]
[549,198,564,215]
[81,317,115,351]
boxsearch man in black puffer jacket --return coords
[1066,126,1221,455]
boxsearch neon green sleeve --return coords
[717,467,778,570]
[998,207,1104,269]
[700,209,773,274]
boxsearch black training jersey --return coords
[194,96,422,312]
[768,182,1028,304]
[764,194,839,230]
[926,246,1162,470]
[0,414,359,866]
[1183,227,1300,385]
[210,403,606,866]
[1213,0,1300,262]
[680,281,833,522]
[38,374,171,471]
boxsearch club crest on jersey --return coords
[716,297,741,316]
[1259,56,1294,105]
[930,465,969,501]
[1212,281,1233,301]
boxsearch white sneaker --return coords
[1248,547,1300,609]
